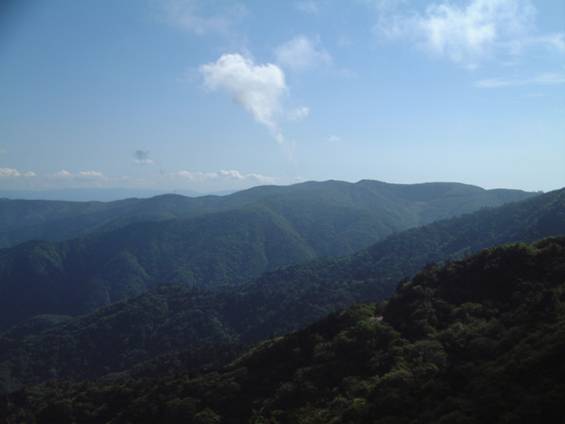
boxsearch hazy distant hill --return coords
[0,180,535,249]
[0,188,205,202]
[4,237,565,423]
[0,188,563,392]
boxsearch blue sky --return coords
[0,0,564,194]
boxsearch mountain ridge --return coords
[0,180,537,329]
[0,179,535,248]
[0,187,563,392]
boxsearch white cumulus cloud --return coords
[372,0,564,68]
[417,0,533,67]
[200,53,287,143]
[275,35,332,71]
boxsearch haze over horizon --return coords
[0,178,547,203]
[1,0,564,195]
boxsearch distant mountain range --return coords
[1,187,563,393]
[0,180,535,249]
[0,180,536,329]
[0,188,210,202]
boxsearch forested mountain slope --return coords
[0,194,210,249]
[0,180,534,249]
[0,188,563,392]
[0,181,537,330]
[3,237,565,423]
[0,285,242,394]
[328,185,565,297]
[0,206,317,329]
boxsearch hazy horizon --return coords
[0,177,549,202]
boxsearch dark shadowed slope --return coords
[3,237,565,423]
[0,206,316,329]
[0,188,563,392]
[257,186,565,303]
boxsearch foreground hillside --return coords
[1,188,563,392]
[3,238,564,423]
[0,180,534,249]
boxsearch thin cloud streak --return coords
[275,35,332,71]
[476,72,565,88]
[0,168,36,178]
[162,0,247,36]
[0,167,278,191]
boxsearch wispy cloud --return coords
[0,167,278,191]
[371,0,565,68]
[162,0,247,36]
[288,106,310,121]
[476,72,565,88]
[54,169,72,178]
[0,168,36,178]
[294,1,320,15]
[174,169,276,184]
[275,35,332,72]
[78,171,105,178]
[53,170,105,179]
[1,168,114,190]
[133,150,155,165]
[534,33,565,52]
[200,53,288,143]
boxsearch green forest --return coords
[0,187,564,394]
[3,237,565,423]
[0,184,564,423]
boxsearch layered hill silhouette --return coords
[0,180,535,329]
[3,237,565,423]
[1,187,563,393]
[0,180,533,249]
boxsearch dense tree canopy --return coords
[0,188,564,392]
[0,181,539,330]
[3,238,565,423]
